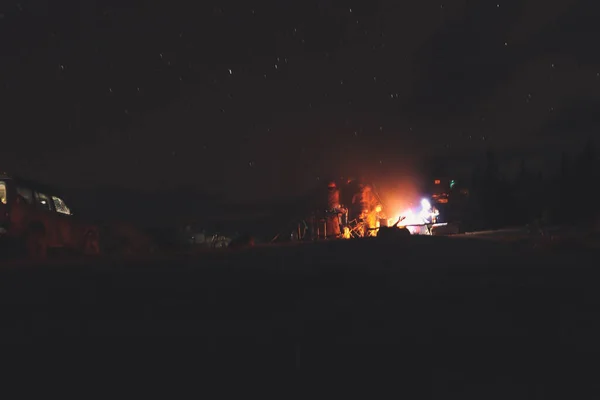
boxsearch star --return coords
[1,0,596,206]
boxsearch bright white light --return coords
[388,197,438,235]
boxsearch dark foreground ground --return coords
[1,235,600,396]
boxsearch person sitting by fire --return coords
[431,206,440,224]
[350,184,381,236]
[326,181,342,238]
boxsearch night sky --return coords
[1,1,599,202]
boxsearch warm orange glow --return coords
[386,209,421,229]
[0,182,6,204]
[342,226,351,239]
[354,175,431,237]
[434,179,441,185]
[437,198,448,203]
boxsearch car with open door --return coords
[0,173,100,259]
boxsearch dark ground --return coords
[1,236,600,396]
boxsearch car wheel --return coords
[83,230,101,255]
[26,224,48,260]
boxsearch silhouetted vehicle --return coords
[0,173,100,258]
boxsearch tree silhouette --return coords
[437,139,600,230]
[484,150,500,182]
[579,138,596,175]
[517,158,528,183]
[560,151,570,179]
[472,150,502,228]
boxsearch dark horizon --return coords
[4,135,596,231]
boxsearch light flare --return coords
[386,198,439,235]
